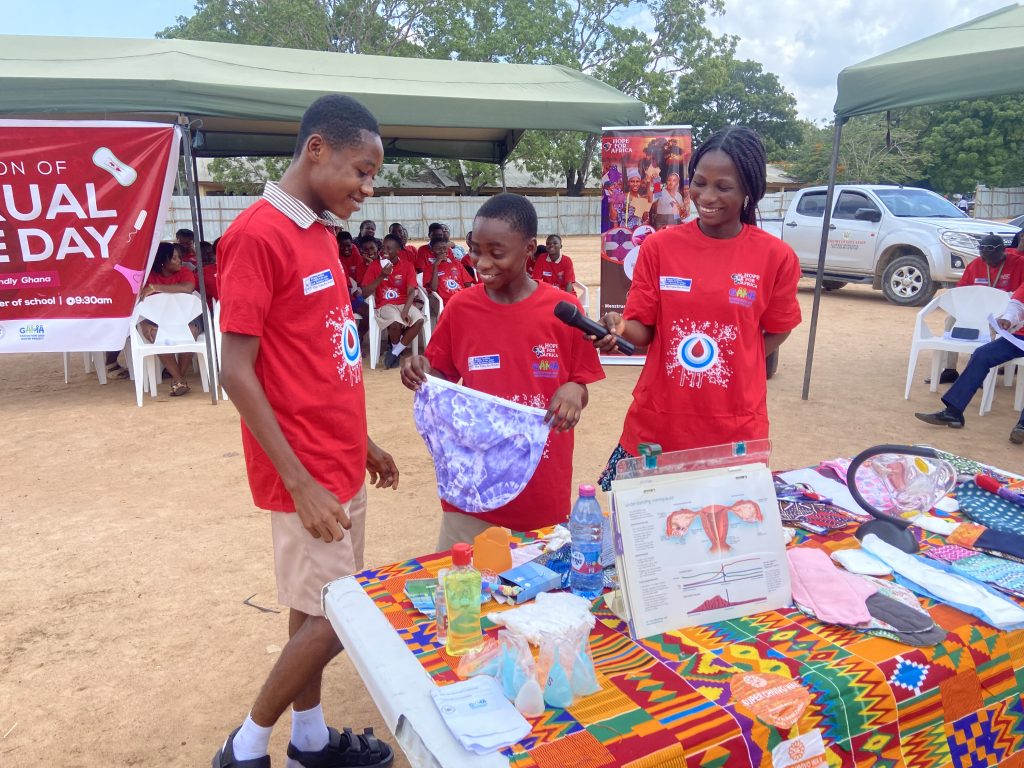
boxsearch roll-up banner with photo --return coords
[599,125,692,365]
[0,120,181,353]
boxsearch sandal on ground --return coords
[109,365,130,379]
[169,381,191,397]
[286,727,393,768]
[211,726,271,768]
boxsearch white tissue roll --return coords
[92,147,138,187]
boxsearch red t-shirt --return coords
[363,257,417,306]
[425,283,605,531]
[531,255,576,292]
[414,244,456,274]
[426,259,473,303]
[462,253,478,281]
[340,250,370,287]
[202,263,218,305]
[146,267,196,290]
[218,199,367,512]
[957,251,1024,291]
[620,221,801,456]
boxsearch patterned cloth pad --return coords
[956,480,1024,536]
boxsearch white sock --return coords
[291,703,330,752]
[231,713,273,760]
[391,342,407,355]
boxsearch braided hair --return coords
[687,126,767,226]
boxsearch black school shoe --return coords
[212,727,272,768]
[286,727,393,768]
[924,368,960,385]
[914,408,965,428]
[1011,423,1024,445]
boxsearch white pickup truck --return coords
[761,185,1019,306]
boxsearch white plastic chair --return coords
[572,281,591,317]
[212,299,229,402]
[366,284,431,370]
[980,355,1024,414]
[129,292,210,406]
[904,286,1009,400]
[63,351,108,384]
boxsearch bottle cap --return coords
[451,542,472,566]
[579,484,597,497]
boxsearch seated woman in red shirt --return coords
[138,241,200,397]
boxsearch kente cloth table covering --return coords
[328,470,1024,768]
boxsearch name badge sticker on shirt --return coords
[303,269,336,295]
[660,276,692,292]
[468,354,501,371]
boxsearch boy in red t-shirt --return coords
[362,233,424,368]
[531,234,576,293]
[425,236,473,319]
[401,194,605,548]
[212,95,399,768]
[414,222,449,274]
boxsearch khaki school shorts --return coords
[270,484,367,617]
[374,303,424,330]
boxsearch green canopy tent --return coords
[802,2,1024,398]
[0,34,645,402]
[0,34,645,163]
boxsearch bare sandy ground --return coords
[1,236,1022,767]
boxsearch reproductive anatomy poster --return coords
[611,463,790,639]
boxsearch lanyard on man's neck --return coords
[988,261,1006,288]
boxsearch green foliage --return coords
[207,157,290,194]
[913,97,1024,194]
[666,54,801,158]
[782,115,929,187]
[160,0,734,195]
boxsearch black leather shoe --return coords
[212,727,271,768]
[1011,423,1024,445]
[938,368,960,384]
[915,409,965,428]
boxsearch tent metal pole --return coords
[178,114,219,405]
[500,160,507,192]
[190,151,223,390]
[800,117,845,401]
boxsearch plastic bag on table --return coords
[538,633,576,709]
[497,630,533,700]
[456,636,502,680]
[568,624,599,697]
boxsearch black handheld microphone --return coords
[553,300,636,356]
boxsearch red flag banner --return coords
[0,120,180,352]
[599,125,692,364]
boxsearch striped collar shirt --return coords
[262,181,336,230]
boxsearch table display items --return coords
[444,544,483,656]
[569,484,605,599]
[846,444,957,553]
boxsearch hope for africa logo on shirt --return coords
[667,320,736,388]
[325,305,363,387]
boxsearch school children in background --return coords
[528,244,545,276]
[415,222,449,273]
[363,233,424,368]
[139,242,200,397]
[401,193,605,548]
[175,228,197,269]
[593,126,801,489]
[531,235,576,293]
[200,240,219,308]
[358,219,376,239]
[462,230,477,280]
[425,235,474,319]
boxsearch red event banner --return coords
[0,120,180,352]
[599,125,692,364]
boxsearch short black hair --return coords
[294,94,380,160]
[337,230,353,243]
[357,234,379,248]
[382,233,403,247]
[475,193,537,239]
[176,228,194,239]
[688,126,767,226]
[1012,230,1022,250]
[429,235,449,248]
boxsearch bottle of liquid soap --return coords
[444,543,483,656]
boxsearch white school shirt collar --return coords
[262,181,336,230]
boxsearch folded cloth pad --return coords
[788,547,877,626]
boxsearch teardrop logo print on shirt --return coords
[383,287,400,301]
[677,333,718,372]
[342,318,361,366]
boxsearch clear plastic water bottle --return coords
[570,484,604,599]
